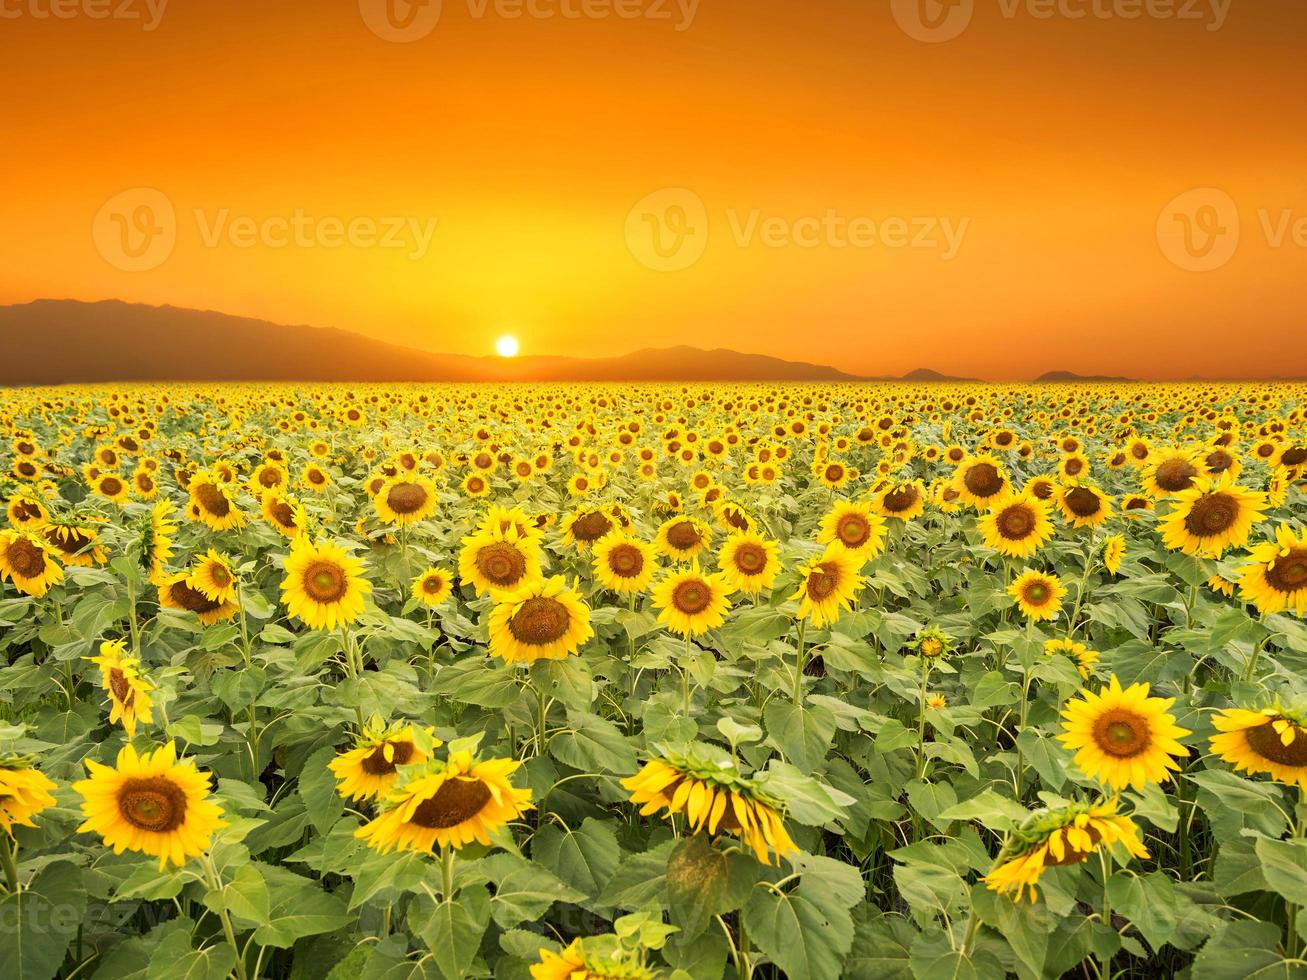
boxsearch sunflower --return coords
[459,524,542,599]
[1143,448,1201,499]
[621,749,798,865]
[477,503,545,550]
[374,473,438,527]
[655,516,711,563]
[983,797,1149,903]
[1208,574,1238,598]
[1057,453,1092,485]
[926,693,947,710]
[130,465,159,500]
[146,500,178,586]
[914,626,952,659]
[1058,675,1190,790]
[1158,475,1268,558]
[329,721,434,801]
[869,479,926,521]
[91,472,130,506]
[412,566,454,607]
[1057,484,1113,529]
[1102,534,1125,575]
[817,500,887,563]
[74,741,226,869]
[188,549,237,604]
[1120,494,1153,517]
[1210,706,1307,789]
[790,544,863,628]
[0,529,63,597]
[592,532,657,595]
[978,493,1054,559]
[652,563,732,637]
[1045,637,1100,679]
[301,462,332,492]
[280,537,371,630]
[952,455,1009,510]
[86,638,155,737]
[186,469,245,532]
[41,518,109,567]
[530,939,658,980]
[0,758,59,838]
[1008,569,1066,622]
[461,473,490,498]
[488,576,594,665]
[1236,524,1307,616]
[354,750,532,853]
[717,531,781,596]
[159,572,240,626]
[6,493,48,530]
[260,491,306,539]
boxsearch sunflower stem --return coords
[441,845,456,900]
[202,853,250,980]
[1,836,19,893]
[791,620,808,705]
[683,630,694,715]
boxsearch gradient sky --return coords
[2,0,1304,379]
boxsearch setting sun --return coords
[495,335,520,358]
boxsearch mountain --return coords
[1036,370,1134,383]
[0,300,867,385]
[899,367,973,382]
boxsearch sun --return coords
[495,335,520,358]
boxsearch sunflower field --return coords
[3,381,1307,980]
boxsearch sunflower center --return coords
[422,574,445,594]
[171,580,222,613]
[836,514,870,548]
[193,483,231,517]
[508,596,571,646]
[1206,450,1233,473]
[117,777,187,832]
[5,537,48,579]
[271,502,296,526]
[361,740,416,775]
[137,475,155,493]
[882,487,918,512]
[1155,458,1197,493]
[572,511,613,542]
[210,565,232,587]
[672,579,712,615]
[16,501,42,521]
[1125,497,1150,510]
[108,667,135,707]
[1266,550,1307,593]
[963,463,1004,497]
[806,563,840,601]
[1064,487,1102,518]
[996,504,1035,540]
[386,482,429,515]
[303,562,348,603]
[100,477,124,496]
[1281,447,1307,466]
[607,544,645,578]
[1091,709,1151,758]
[1245,722,1307,767]
[1183,493,1237,537]
[1064,458,1084,477]
[259,469,281,488]
[1130,443,1149,460]
[1029,482,1053,501]
[666,521,701,551]
[410,777,493,829]
[733,543,767,575]
[1022,580,1051,605]
[824,464,844,483]
[476,543,528,588]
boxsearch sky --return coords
[1,0,1304,380]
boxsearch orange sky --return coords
[2,0,1304,379]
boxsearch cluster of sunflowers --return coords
[1,379,1306,979]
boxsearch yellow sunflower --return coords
[1143,448,1202,499]
[489,576,593,665]
[561,508,619,551]
[41,518,109,567]
[146,500,178,586]
[91,472,130,506]
[530,939,658,980]
[652,563,733,637]
[261,491,307,539]
[717,531,782,596]
[186,469,245,532]
[869,479,926,521]
[655,516,711,563]
[74,741,226,869]
[355,750,532,853]
[86,639,154,738]
[1008,569,1066,622]
[0,759,59,838]
[280,537,371,631]
[188,549,237,604]
[592,532,657,595]
[6,494,48,530]
[952,455,1009,510]
[1045,637,1100,680]
[978,493,1054,559]
[329,721,434,801]
[817,500,887,563]
[790,544,863,628]
[1236,524,1307,616]
[374,473,438,527]
[459,524,542,599]
[0,529,63,597]
[1210,706,1307,789]
[1057,484,1113,529]
[159,572,240,626]
[412,566,454,607]
[1158,475,1267,558]
[1058,675,1190,790]
[1102,534,1126,576]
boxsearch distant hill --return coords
[1036,370,1134,383]
[0,300,869,385]
[899,367,974,382]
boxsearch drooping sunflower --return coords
[188,549,237,604]
[983,797,1149,903]
[280,537,371,631]
[1008,569,1066,622]
[1120,494,1153,518]
[530,939,658,980]
[1102,534,1126,576]
[790,544,863,628]
[655,516,711,563]
[1210,705,1307,789]
[869,479,926,521]
[412,566,454,607]
[1057,484,1113,529]
[261,491,307,539]
[621,749,798,866]
[459,524,542,599]
[952,454,1009,510]
[652,563,733,637]
[488,576,594,665]
[1045,637,1100,680]
[329,721,435,801]
[374,473,438,527]
[592,532,657,595]
[1058,675,1190,790]
[145,500,178,586]
[0,529,63,597]
[561,507,622,551]
[817,500,887,563]
[0,758,59,838]
[355,750,532,853]
[978,493,1054,559]
[1208,574,1238,599]
[1158,475,1268,558]
[186,469,245,532]
[717,531,782,596]
[41,518,109,567]
[159,572,240,626]
[86,639,154,738]
[74,741,226,869]
[1236,524,1307,616]
[6,493,48,530]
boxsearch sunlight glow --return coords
[495,335,520,358]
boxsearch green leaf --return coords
[666,834,758,942]
[1107,872,1179,952]
[252,865,352,948]
[1255,836,1307,906]
[744,886,854,980]
[203,862,270,928]
[533,817,621,899]
[1192,920,1307,980]
[410,884,491,980]
[146,933,238,980]
[551,710,637,775]
[596,839,676,910]
[0,861,86,980]
[765,699,837,770]
[482,852,586,928]
[299,744,346,834]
